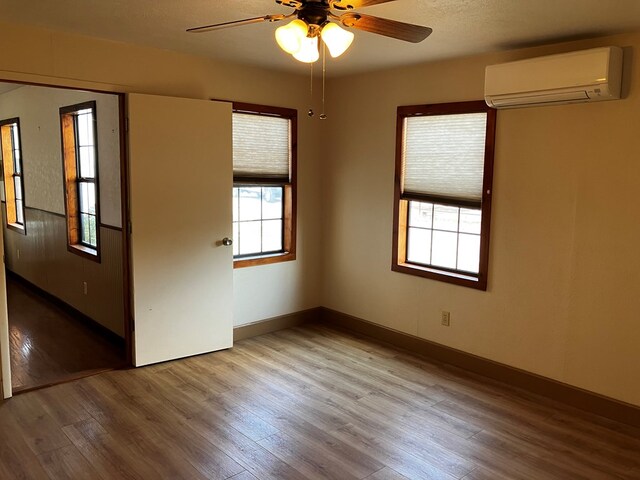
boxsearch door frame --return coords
[0,76,133,398]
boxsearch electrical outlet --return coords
[83,282,88,295]
[441,311,451,326]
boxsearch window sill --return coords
[6,223,26,235]
[68,244,101,263]
[234,251,295,269]
[392,262,486,290]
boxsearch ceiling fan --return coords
[187,0,433,63]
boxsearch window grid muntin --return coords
[233,185,285,258]
[406,200,482,275]
[73,109,98,248]
[10,124,24,226]
[1,121,26,229]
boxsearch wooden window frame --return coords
[392,101,496,290]
[0,118,27,234]
[232,102,297,269]
[60,101,101,262]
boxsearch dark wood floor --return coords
[1,323,639,479]
[7,275,126,392]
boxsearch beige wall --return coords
[1,20,638,408]
[0,21,323,328]
[321,32,640,407]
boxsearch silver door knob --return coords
[222,237,233,246]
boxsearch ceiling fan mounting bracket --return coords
[296,2,331,27]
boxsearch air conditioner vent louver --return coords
[485,47,623,109]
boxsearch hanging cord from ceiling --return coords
[308,61,314,117]
[308,45,328,119]
[320,44,327,120]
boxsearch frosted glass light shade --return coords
[320,22,354,58]
[293,35,319,63]
[275,19,308,54]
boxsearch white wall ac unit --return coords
[485,46,623,109]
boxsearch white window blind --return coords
[402,112,487,206]
[233,112,290,181]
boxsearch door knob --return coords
[222,237,233,246]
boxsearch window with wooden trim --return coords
[393,101,496,290]
[60,101,101,260]
[232,102,296,268]
[0,118,26,233]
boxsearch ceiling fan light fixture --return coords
[292,34,320,63]
[320,22,354,58]
[275,19,308,54]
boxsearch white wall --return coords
[321,33,640,407]
[0,21,324,330]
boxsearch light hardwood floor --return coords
[7,275,126,392]
[1,323,639,479]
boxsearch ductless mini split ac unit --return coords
[484,46,624,109]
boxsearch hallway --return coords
[7,274,126,392]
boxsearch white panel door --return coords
[128,94,233,366]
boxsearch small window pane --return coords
[80,213,90,244]
[407,227,431,265]
[79,146,95,178]
[13,149,20,172]
[262,219,282,252]
[232,222,239,256]
[238,221,261,255]
[79,182,97,215]
[459,208,481,234]
[232,188,239,222]
[433,204,459,232]
[88,215,97,247]
[11,125,19,149]
[431,230,458,269]
[408,201,433,229]
[15,200,23,224]
[238,187,262,221]
[458,233,480,273]
[262,187,283,220]
[77,112,94,146]
[13,177,22,200]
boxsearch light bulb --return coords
[293,35,319,63]
[275,19,308,54]
[320,22,354,58]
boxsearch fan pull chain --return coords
[308,62,314,117]
[320,44,327,120]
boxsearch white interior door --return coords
[0,225,12,398]
[127,93,233,367]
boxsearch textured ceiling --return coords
[2,0,640,76]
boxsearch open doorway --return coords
[0,82,129,393]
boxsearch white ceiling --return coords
[2,0,640,77]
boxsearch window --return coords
[0,118,26,233]
[392,101,496,290]
[232,102,296,268]
[60,101,100,260]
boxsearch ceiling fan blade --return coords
[339,12,432,43]
[187,14,287,33]
[332,0,396,10]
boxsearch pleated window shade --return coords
[402,112,487,207]
[233,112,290,181]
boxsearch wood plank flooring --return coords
[1,323,639,479]
[7,275,126,392]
